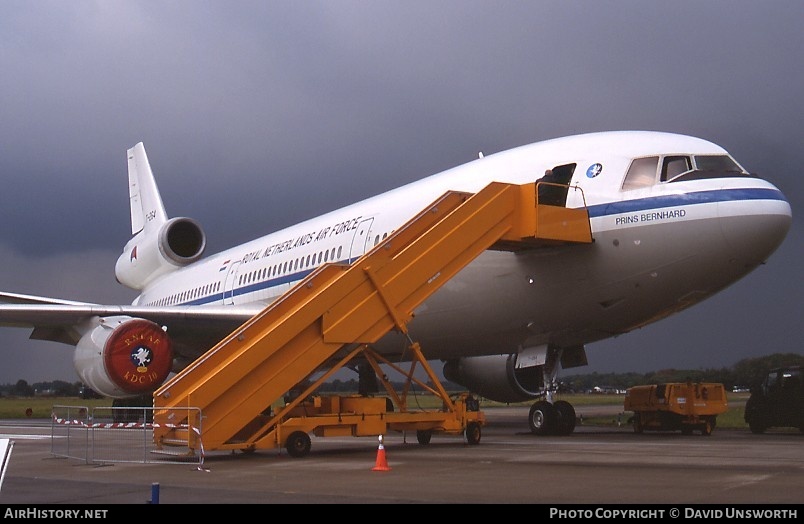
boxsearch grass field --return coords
[0,392,753,429]
[0,397,112,419]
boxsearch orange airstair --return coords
[152,181,593,456]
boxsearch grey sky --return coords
[0,1,801,383]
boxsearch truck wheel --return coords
[465,422,481,445]
[416,429,432,445]
[701,418,714,436]
[748,420,767,434]
[286,431,311,458]
[633,413,643,434]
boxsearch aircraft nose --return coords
[718,183,792,268]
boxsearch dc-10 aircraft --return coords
[0,131,792,435]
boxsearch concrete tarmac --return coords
[0,405,802,506]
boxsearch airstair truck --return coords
[624,382,728,436]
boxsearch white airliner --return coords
[0,131,792,435]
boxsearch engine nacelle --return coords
[443,354,544,403]
[115,217,206,290]
[74,316,174,399]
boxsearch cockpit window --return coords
[663,155,750,183]
[661,156,692,181]
[621,156,659,190]
[693,155,745,173]
[623,154,749,190]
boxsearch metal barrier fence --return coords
[51,405,203,466]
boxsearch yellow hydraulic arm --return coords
[152,181,592,451]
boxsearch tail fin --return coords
[127,143,168,236]
[116,143,206,291]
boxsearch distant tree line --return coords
[1,353,801,398]
[562,353,804,393]
[0,379,83,398]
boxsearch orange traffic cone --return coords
[372,435,391,471]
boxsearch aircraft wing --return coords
[0,291,95,307]
[0,292,266,357]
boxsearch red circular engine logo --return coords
[104,319,173,394]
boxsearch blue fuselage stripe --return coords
[176,187,788,306]
[587,187,786,218]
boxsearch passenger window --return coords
[622,157,659,190]
[661,156,691,182]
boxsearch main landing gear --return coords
[528,399,576,436]
[526,345,578,436]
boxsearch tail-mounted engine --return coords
[74,315,174,399]
[115,217,206,290]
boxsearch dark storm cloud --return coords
[0,1,800,382]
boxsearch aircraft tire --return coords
[529,400,556,436]
[553,400,576,436]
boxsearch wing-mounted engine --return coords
[115,217,206,290]
[444,346,590,437]
[443,354,545,403]
[74,315,174,399]
[442,344,588,404]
